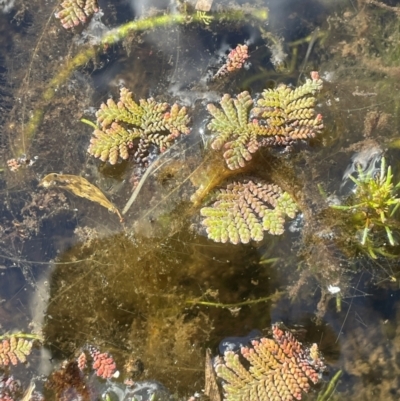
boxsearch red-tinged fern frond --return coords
[0,334,41,367]
[216,325,326,401]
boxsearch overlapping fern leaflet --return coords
[207,72,324,170]
[200,180,297,244]
[88,88,191,165]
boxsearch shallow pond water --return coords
[1,0,400,400]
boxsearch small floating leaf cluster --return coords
[0,374,22,401]
[88,88,191,165]
[55,0,99,29]
[0,333,41,367]
[214,44,250,79]
[208,72,323,170]
[332,157,400,258]
[85,74,324,240]
[200,180,297,244]
[75,344,118,379]
[216,325,326,401]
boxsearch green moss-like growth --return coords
[88,88,191,165]
[332,157,400,258]
[207,72,323,170]
[200,179,297,244]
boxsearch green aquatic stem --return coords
[332,156,400,254]
[80,118,98,130]
[316,370,342,401]
[186,293,281,309]
[15,8,268,158]
[0,333,43,341]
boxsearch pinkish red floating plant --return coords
[77,351,87,372]
[0,374,21,401]
[0,334,40,367]
[214,44,249,79]
[88,346,117,379]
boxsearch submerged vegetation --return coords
[1,0,400,400]
[332,157,400,258]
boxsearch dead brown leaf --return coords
[39,173,123,221]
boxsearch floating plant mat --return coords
[2,0,400,400]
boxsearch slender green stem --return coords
[186,293,281,309]
[317,370,342,401]
[0,333,43,341]
[80,118,98,130]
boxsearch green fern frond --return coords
[207,92,270,170]
[89,124,141,165]
[207,73,323,169]
[88,88,191,164]
[216,325,326,401]
[254,72,324,146]
[200,179,298,244]
[55,0,99,29]
[0,333,41,367]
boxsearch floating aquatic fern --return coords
[55,0,99,29]
[207,72,323,170]
[216,325,326,401]
[200,179,297,244]
[207,92,271,170]
[88,88,191,165]
[87,345,117,379]
[214,44,250,79]
[0,333,41,367]
[254,71,324,147]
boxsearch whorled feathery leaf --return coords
[207,72,323,170]
[200,179,298,244]
[0,334,41,367]
[88,88,191,165]
[55,0,99,29]
[215,325,326,401]
[207,92,271,170]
